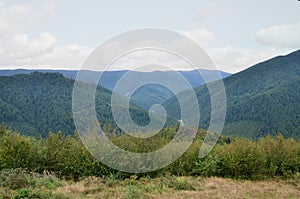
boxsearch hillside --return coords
[0,69,230,110]
[164,50,300,139]
[0,72,175,137]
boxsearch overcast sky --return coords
[0,0,299,73]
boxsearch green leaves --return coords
[0,126,299,180]
[0,129,40,170]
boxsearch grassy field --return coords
[55,176,300,199]
[2,172,299,199]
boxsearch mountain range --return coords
[0,50,299,139]
[0,72,176,137]
[0,69,230,110]
[164,50,300,139]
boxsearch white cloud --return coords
[256,22,300,48]
[207,47,292,73]
[180,28,286,73]
[0,4,35,34]
[81,27,293,73]
[181,28,214,46]
[11,32,57,58]
[80,29,217,72]
[26,44,92,70]
[107,45,287,74]
[0,1,58,67]
[0,1,296,73]
[0,0,92,70]
[178,27,296,73]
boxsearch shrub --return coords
[0,131,41,170]
[0,125,300,180]
[192,154,221,177]
[216,139,266,179]
[259,134,300,177]
[166,176,195,190]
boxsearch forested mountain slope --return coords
[0,72,175,137]
[164,50,300,139]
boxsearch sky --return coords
[0,0,299,73]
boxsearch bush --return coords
[0,130,41,170]
[192,154,221,177]
[259,134,300,177]
[216,139,266,179]
[0,126,300,180]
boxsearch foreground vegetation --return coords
[1,125,300,180]
[1,170,300,199]
[1,125,300,198]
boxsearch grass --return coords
[53,176,300,199]
[1,172,300,199]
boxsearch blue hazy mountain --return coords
[0,69,230,109]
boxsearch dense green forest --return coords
[164,49,300,139]
[0,72,177,137]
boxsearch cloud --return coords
[256,22,300,48]
[0,1,295,73]
[80,29,217,72]
[179,27,295,73]
[180,28,287,73]
[0,2,216,71]
[0,1,56,66]
[207,47,292,73]
[12,32,57,57]
[181,28,214,46]
[73,27,292,73]
[0,0,92,70]
[26,44,92,70]
[0,32,58,65]
[0,3,35,34]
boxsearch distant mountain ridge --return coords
[0,69,231,109]
[163,50,300,139]
[0,69,231,89]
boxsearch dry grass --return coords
[157,177,300,199]
[54,176,300,199]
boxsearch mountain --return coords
[163,50,300,139]
[0,72,176,137]
[0,69,230,110]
